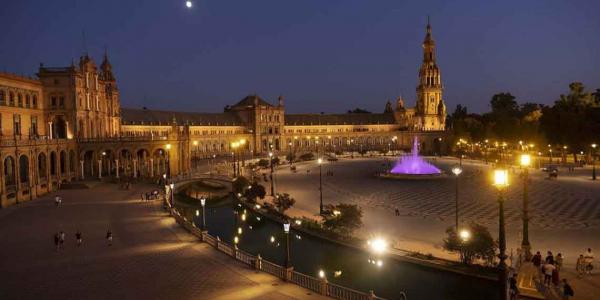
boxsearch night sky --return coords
[1,0,599,114]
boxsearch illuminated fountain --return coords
[380,137,444,179]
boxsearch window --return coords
[31,116,38,136]
[32,95,37,108]
[51,96,57,108]
[9,92,14,106]
[0,90,4,105]
[59,96,65,108]
[25,95,30,108]
[13,114,21,136]
[17,94,23,107]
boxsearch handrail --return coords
[165,174,393,300]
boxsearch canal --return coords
[175,182,498,300]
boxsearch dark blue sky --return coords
[1,0,599,113]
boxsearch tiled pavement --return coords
[0,183,327,300]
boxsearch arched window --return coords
[38,153,47,180]
[32,95,37,108]
[19,155,29,183]
[50,152,57,175]
[60,151,67,174]
[69,150,76,172]
[4,156,16,186]
[25,95,30,108]
[17,93,23,107]
[0,90,5,105]
[9,92,15,106]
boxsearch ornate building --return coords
[0,22,446,207]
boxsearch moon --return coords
[185,1,192,8]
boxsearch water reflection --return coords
[175,190,497,300]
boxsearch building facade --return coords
[0,22,446,207]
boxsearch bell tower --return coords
[415,18,445,130]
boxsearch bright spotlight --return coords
[368,238,388,254]
[185,1,193,8]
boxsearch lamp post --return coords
[269,152,274,196]
[493,169,509,300]
[451,165,463,230]
[318,158,323,215]
[592,144,597,181]
[169,183,175,207]
[284,222,291,268]
[165,144,172,179]
[520,154,532,261]
[193,141,198,171]
[200,197,206,230]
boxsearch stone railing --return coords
[164,190,391,300]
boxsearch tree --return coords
[286,153,296,162]
[443,223,496,265]
[232,176,250,194]
[323,203,363,237]
[273,193,295,213]
[539,82,600,160]
[257,159,270,168]
[347,108,371,114]
[243,182,266,203]
[299,153,315,161]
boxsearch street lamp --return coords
[200,197,206,230]
[269,152,274,196]
[368,238,388,255]
[165,144,172,179]
[169,183,175,207]
[493,169,509,300]
[283,222,291,268]
[451,165,463,230]
[592,144,597,181]
[519,154,532,261]
[459,229,471,242]
[318,158,323,215]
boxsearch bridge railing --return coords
[164,174,393,300]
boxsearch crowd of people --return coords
[520,248,593,299]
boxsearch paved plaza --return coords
[0,183,327,300]
[274,156,600,298]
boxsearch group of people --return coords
[532,251,564,287]
[53,229,113,250]
[141,190,160,201]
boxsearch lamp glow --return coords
[451,166,462,176]
[493,169,509,188]
[520,154,531,167]
[368,238,388,254]
[459,229,471,242]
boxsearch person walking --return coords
[533,251,543,278]
[59,231,66,249]
[543,262,556,287]
[562,279,574,300]
[546,251,555,264]
[583,248,594,274]
[54,233,60,251]
[556,253,563,271]
[509,273,519,300]
[55,195,61,207]
[552,264,560,287]
[75,231,82,247]
[106,229,113,246]
[576,254,585,276]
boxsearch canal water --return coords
[175,186,498,300]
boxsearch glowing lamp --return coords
[520,154,531,167]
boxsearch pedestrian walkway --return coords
[0,183,327,300]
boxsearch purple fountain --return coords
[387,137,442,178]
